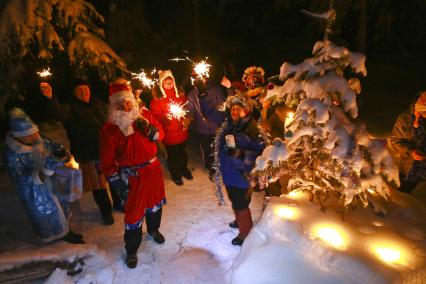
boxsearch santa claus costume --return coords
[100,83,166,268]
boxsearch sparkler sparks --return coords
[193,59,211,78]
[168,101,188,120]
[132,69,158,89]
[169,55,212,80]
[37,68,52,78]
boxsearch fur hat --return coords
[242,66,265,89]
[158,69,179,98]
[108,83,134,104]
[8,108,39,137]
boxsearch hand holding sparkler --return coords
[167,101,188,120]
[40,82,53,99]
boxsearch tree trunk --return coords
[356,0,368,53]
[0,257,86,284]
[192,0,202,54]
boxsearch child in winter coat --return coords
[150,70,192,186]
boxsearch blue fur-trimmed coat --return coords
[217,115,266,189]
[4,134,72,242]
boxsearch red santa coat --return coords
[100,108,166,226]
[150,90,189,145]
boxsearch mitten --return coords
[107,173,129,201]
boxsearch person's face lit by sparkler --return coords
[230,105,245,122]
[74,84,91,103]
[162,77,175,90]
[115,99,134,112]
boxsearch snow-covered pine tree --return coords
[254,38,400,210]
[0,0,126,112]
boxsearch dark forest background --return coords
[92,0,425,135]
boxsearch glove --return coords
[145,124,159,141]
[225,146,244,159]
[107,173,129,203]
[135,117,149,131]
[51,143,71,162]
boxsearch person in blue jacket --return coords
[4,108,84,244]
[216,97,266,246]
[187,75,233,181]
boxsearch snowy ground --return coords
[0,123,264,283]
[0,123,425,283]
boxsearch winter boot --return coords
[229,220,238,229]
[124,227,142,268]
[181,168,193,180]
[232,208,253,246]
[146,209,165,244]
[63,231,85,244]
[149,231,165,244]
[101,212,114,225]
[92,189,114,225]
[126,254,138,269]
[171,174,183,186]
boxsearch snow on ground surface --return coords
[0,123,264,283]
[0,123,425,283]
[231,192,426,284]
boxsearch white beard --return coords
[109,103,141,136]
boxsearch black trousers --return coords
[165,142,188,178]
[197,133,215,171]
[92,188,120,215]
[124,208,163,255]
[225,186,252,210]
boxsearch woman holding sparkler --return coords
[215,97,266,246]
[150,70,192,186]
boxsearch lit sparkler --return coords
[132,69,158,89]
[168,101,188,120]
[193,59,211,78]
[37,68,52,78]
[169,55,212,79]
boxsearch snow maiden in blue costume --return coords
[4,108,84,243]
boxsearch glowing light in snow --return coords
[275,206,299,220]
[313,224,347,250]
[168,102,188,120]
[37,68,52,78]
[285,112,295,127]
[287,190,304,199]
[375,247,401,264]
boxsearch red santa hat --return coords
[108,83,135,104]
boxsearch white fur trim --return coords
[415,103,426,112]
[11,125,39,138]
[109,90,135,104]
[158,70,179,98]
[32,170,44,185]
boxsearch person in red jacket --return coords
[100,83,166,269]
[150,70,192,186]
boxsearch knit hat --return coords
[229,97,246,109]
[8,108,39,138]
[158,69,179,98]
[108,83,134,104]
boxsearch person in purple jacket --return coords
[187,75,233,181]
